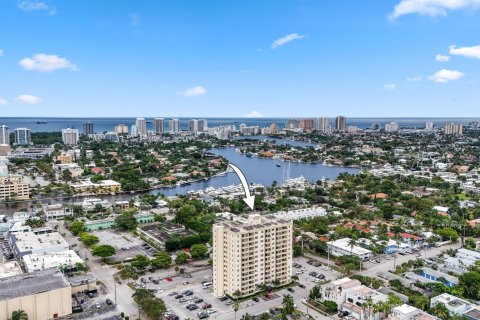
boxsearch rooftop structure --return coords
[22,250,84,273]
[10,231,70,257]
[0,269,72,320]
[327,238,373,260]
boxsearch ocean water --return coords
[1,117,479,133]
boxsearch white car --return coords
[296,270,303,275]
[207,308,217,314]
[301,267,307,271]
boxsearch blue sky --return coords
[1,0,480,117]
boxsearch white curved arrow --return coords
[228,163,255,210]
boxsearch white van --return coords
[202,282,213,289]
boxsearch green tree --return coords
[323,300,338,313]
[115,211,138,230]
[309,285,321,300]
[190,243,208,259]
[233,301,240,320]
[79,233,99,247]
[69,220,86,235]
[430,302,450,320]
[435,228,459,242]
[11,310,28,320]
[92,244,116,261]
[131,254,150,269]
[175,251,190,264]
[119,264,138,280]
[132,289,167,319]
[150,252,172,269]
[282,294,295,314]
[458,271,480,299]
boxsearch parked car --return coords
[194,298,204,304]
[106,299,113,305]
[287,288,295,293]
[298,284,306,289]
[175,294,184,299]
[252,297,260,302]
[225,300,234,305]
[202,303,212,309]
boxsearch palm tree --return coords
[430,302,450,320]
[11,310,28,320]
[282,294,295,314]
[233,301,240,320]
[233,289,242,301]
[348,237,357,255]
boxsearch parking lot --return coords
[157,256,342,319]
[92,230,156,261]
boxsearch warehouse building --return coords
[0,269,72,320]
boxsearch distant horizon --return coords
[2,116,480,120]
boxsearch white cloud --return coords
[271,33,305,49]
[384,83,397,90]
[407,76,423,81]
[0,98,7,106]
[449,44,480,59]
[19,53,78,72]
[0,49,3,56]
[429,69,464,83]
[435,54,451,62]
[244,110,264,118]
[15,94,41,104]
[17,1,56,15]
[179,86,207,97]
[390,0,480,19]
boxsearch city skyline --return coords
[1,1,480,117]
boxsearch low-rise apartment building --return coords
[430,293,474,316]
[43,204,73,220]
[327,238,373,260]
[0,175,29,200]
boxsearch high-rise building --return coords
[284,119,300,130]
[335,116,347,131]
[189,119,199,132]
[213,214,293,299]
[14,128,32,145]
[316,117,330,133]
[169,118,180,133]
[61,128,79,146]
[135,118,147,136]
[385,122,399,132]
[371,123,381,130]
[83,121,94,135]
[198,119,208,132]
[130,125,137,137]
[425,121,434,131]
[0,125,10,145]
[153,118,165,134]
[299,118,314,131]
[444,123,463,135]
[115,124,129,135]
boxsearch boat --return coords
[246,152,253,158]
[276,164,281,167]
[36,120,47,124]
